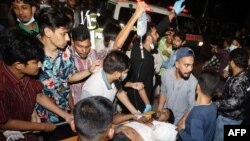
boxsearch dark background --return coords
[145,0,249,25]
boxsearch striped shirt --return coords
[0,61,42,141]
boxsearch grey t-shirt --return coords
[161,68,197,124]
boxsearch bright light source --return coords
[119,23,125,28]
[198,41,204,47]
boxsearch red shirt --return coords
[0,61,43,141]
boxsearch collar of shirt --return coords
[101,69,112,90]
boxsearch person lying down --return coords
[112,108,177,141]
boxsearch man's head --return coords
[11,0,36,23]
[165,28,174,46]
[152,108,175,124]
[196,69,220,97]
[175,47,195,79]
[172,31,186,50]
[210,38,219,54]
[103,50,131,82]
[0,29,44,76]
[229,48,249,74]
[71,25,91,59]
[103,23,121,48]
[141,22,159,51]
[37,7,72,49]
[66,0,77,9]
[71,96,114,141]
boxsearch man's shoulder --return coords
[83,70,103,87]
[162,68,175,76]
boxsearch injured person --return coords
[112,108,177,141]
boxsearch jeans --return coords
[213,115,242,141]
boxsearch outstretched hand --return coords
[143,104,152,113]
[173,0,185,15]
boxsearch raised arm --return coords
[113,1,146,50]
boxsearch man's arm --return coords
[156,12,176,37]
[36,93,73,122]
[68,60,101,83]
[157,94,166,111]
[124,82,150,106]
[116,90,138,114]
[113,1,146,49]
[0,119,55,132]
[112,114,135,125]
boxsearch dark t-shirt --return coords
[126,43,154,112]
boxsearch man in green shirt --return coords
[11,0,39,36]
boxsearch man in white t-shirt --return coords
[80,50,138,113]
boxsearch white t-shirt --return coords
[125,121,177,141]
[80,69,117,102]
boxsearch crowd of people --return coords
[0,0,250,141]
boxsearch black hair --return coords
[0,28,44,65]
[103,23,121,47]
[61,6,74,22]
[74,96,114,139]
[210,38,223,49]
[11,0,36,6]
[138,21,156,44]
[103,50,130,74]
[71,25,90,41]
[112,132,131,141]
[229,48,249,69]
[37,7,72,36]
[198,69,220,97]
[166,108,175,124]
[121,31,136,53]
[174,30,186,41]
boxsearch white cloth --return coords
[125,121,177,141]
[80,69,117,102]
[3,131,24,141]
[152,121,177,141]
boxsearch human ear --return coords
[108,128,114,139]
[14,62,24,70]
[44,27,53,38]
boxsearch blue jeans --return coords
[213,115,242,141]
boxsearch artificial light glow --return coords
[198,41,204,47]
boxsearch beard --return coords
[179,71,191,80]
[172,45,181,51]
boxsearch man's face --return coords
[49,27,70,49]
[72,39,91,59]
[66,0,76,8]
[172,36,184,50]
[153,108,171,122]
[231,39,240,47]
[166,32,174,45]
[12,1,33,23]
[117,69,129,81]
[150,27,159,46]
[20,60,42,76]
[210,45,217,54]
[176,56,194,79]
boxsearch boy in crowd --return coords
[68,96,114,141]
[0,29,72,141]
[176,70,220,141]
